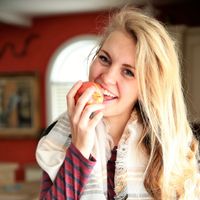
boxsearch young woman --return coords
[36,7,200,200]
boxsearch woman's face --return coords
[89,30,138,120]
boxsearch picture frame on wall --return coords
[0,73,40,138]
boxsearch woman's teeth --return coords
[102,89,116,98]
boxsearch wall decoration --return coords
[0,73,40,138]
[0,33,40,58]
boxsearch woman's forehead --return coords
[100,31,136,65]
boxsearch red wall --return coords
[0,11,109,181]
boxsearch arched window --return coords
[46,35,99,124]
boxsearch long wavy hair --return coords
[97,6,200,199]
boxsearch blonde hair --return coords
[98,7,200,199]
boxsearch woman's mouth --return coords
[101,88,118,102]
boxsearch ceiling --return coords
[0,0,198,26]
[0,0,133,26]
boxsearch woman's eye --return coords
[98,55,110,64]
[123,69,134,77]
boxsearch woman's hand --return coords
[67,81,105,159]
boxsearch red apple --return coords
[74,82,104,105]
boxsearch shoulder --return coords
[40,120,58,138]
[40,111,71,138]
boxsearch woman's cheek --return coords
[89,62,100,80]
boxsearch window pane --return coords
[50,39,99,82]
[47,36,99,123]
[51,83,73,121]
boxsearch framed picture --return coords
[0,73,40,138]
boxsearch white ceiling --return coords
[0,0,147,26]
[0,0,189,26]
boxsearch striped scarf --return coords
[36,111,152,200]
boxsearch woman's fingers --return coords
[78,103,104,129]
[72,107,104,159]
[89,111,104,129]
[67,81,104,158]
[73,86,96,121]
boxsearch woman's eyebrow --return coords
[100,49,135,70]
[100,49,111,58]
[123,64,136,70]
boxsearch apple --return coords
[74,81,104,105]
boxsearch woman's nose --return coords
[101,66,118,85]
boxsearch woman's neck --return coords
[104,114,131,146]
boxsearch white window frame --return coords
[46,35,99,125]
